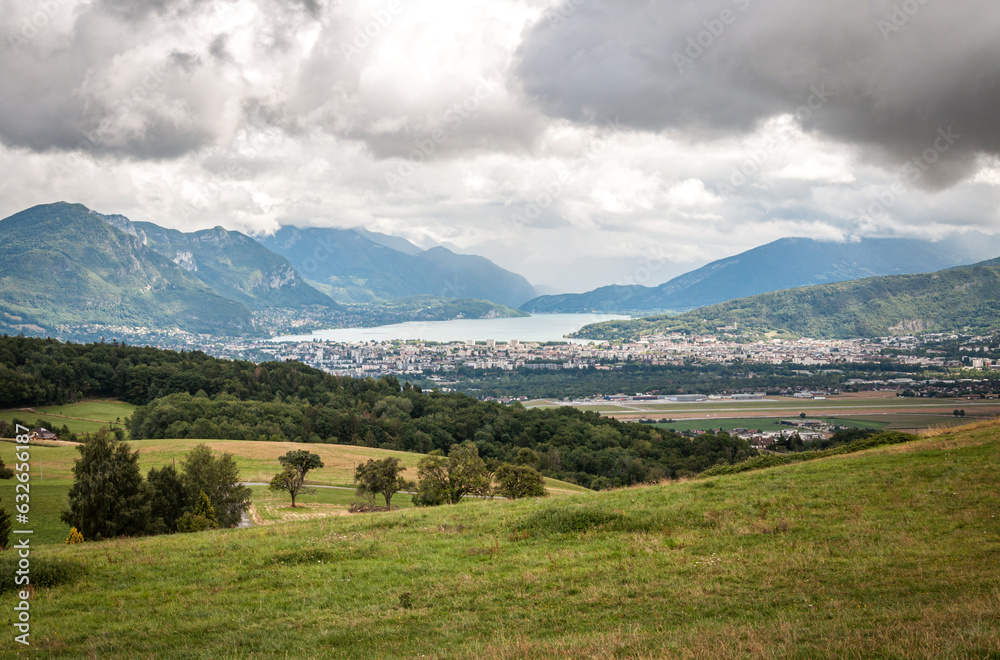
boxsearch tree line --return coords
[0,336,756,489]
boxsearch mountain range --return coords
[0,203,260,336]
[258,226,538,307]
[4,201,1000,342]
[573,257,1000,341]
[0,203,534,338]
[522,236,1000,314]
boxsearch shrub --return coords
[494,464,546,499]
[518,506,653,535]
[65,527,85,545]
[267,548,338,567]
[0,556,85,594]
[177,491,220,533]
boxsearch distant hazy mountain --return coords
[0,202,254,335]
[574,257,1000,341]
[522,237,993,313]
[259,226,537,307]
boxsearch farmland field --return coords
[526,392,1000,431]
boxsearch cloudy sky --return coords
[1,0,999,292]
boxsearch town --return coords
[202,332,994,379]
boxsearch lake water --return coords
[271,313,629,344]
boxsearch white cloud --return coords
[0,0,998,293]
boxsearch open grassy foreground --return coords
[2,424,998,658]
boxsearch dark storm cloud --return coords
[515,0,1000,187]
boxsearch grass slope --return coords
[2,423,997,657]
[575,257,1000,340]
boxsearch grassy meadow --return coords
[1,422,997,657]
[0,400,135,435]
[0,436,589,547]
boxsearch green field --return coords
[0,438,589,547]
[0,400,136,436]
[248,486,416,524]
[1,423,997,657]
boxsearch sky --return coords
[1,0,999,293]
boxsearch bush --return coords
[266,548,337,567]
[65,527,85,544]
[177,492,220,533]
[0,556,85,594]
[518,506,654,535]
[494,464,546,499]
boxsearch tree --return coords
[799,412,807,420]
[354,457,411,509]
[0,496,11,550]
[61,428,151,540]
[494,463,546,499]
[413,443,491,506]
[0,453,13,480]
[177,491,219,533]
[147,464,190,534]
[411,451,450,506]
[180,444,251,528]
[269,450,324,507]
[514,448,540,467]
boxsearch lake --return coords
[271,313,629,344]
